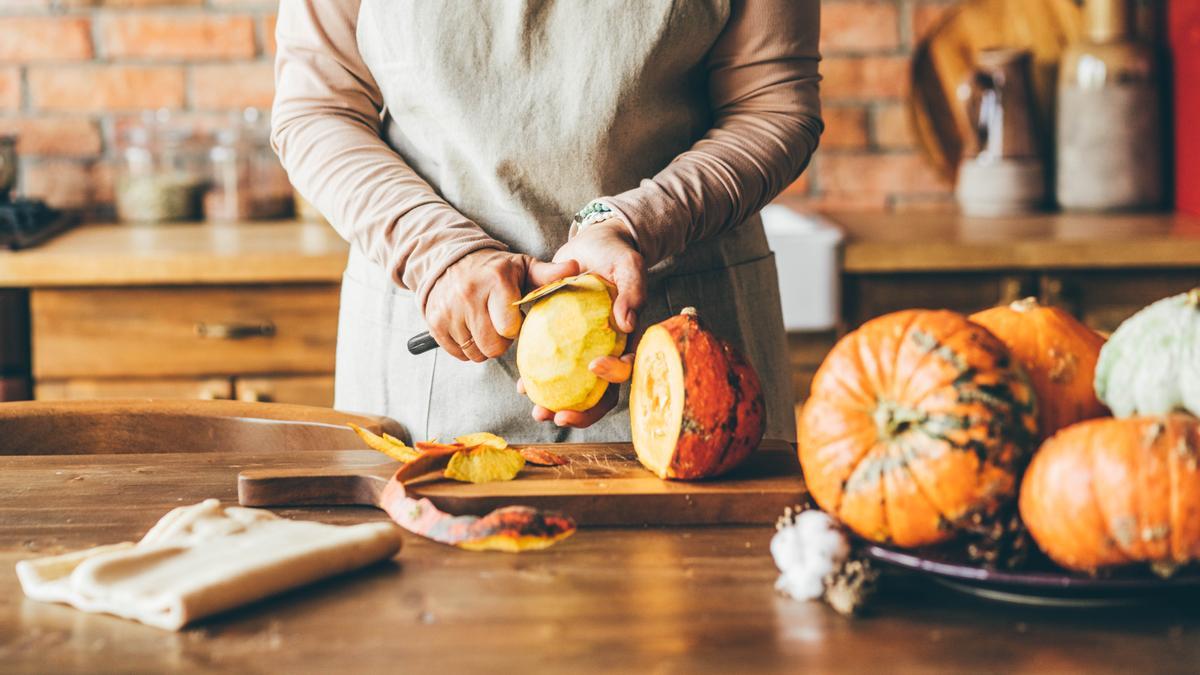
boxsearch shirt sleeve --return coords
[270,0,506,309]
[599,0,823,267]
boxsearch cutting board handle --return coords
[238,467,388,508]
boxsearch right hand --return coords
[424,249,578,362]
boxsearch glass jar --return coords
[115,111,207,224]
[204,109,293,223]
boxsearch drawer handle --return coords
[194,321,276,340]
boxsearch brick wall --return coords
[0,0,277,215]
[0,0,954,217]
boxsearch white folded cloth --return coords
[16,499,402,631]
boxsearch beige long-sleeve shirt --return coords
[272,0,822,311]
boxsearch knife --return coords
[406,331,438,355]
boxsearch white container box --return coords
[760,205,844,332]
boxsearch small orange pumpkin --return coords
[970,298,1108,439]
[1020,414,1200,575]
[630,307,765,480]
[799,310,1037,547]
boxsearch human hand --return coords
[552,219,645,334]
[425,249,579,362]
[519,353,635,428]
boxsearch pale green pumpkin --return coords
[1095,289,1200,418]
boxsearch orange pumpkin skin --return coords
[1020,415,1200,574]
[799,310,1038,548]
[629,309,765,480]
[971,298,1108,439]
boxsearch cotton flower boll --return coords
[771,509,850,601]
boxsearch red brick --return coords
[873,103,917,149]
[821,56,910,100]
[190,63,274,109]
[0,67,19,111]
[262,13,277,56]
[819,153,948,195]
[0,17,93,63]
[100,14,256,59]
[821,1,900,53]
[0,117,102,157]
[913,1,956,41]
[29,65,185,112]
[18,159,96,210]
[820,106,869,149]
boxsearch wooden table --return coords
[3,450,1197,673]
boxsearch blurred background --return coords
[0,0,1196,412]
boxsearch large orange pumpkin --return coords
[799,310,1038,547]
[1020,414,1200,575]
[971,298,1108,439]
[629,307,765,480]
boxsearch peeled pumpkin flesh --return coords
[515,273,626,412]
[630,307,765,480]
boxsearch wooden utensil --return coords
[239,441,806,526]
[910,0,1083,182]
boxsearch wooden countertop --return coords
[1,210,1199,287]
[4,449,1197,673]
[0,220,350,287]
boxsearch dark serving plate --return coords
[864,544,1200,607]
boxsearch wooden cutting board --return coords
[239,441,806,526]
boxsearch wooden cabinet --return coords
[29,284,340,405]
[234,375,335,407]
[790,268,1200,403]
[1037,270,1200,334]
[35,377,234,401]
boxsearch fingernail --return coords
[625,309,636,329]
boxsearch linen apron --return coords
[338,0,795,444]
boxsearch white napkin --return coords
[16,499,402,631]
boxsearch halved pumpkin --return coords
[630,307,765,480]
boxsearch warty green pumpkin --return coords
[1094,288,1200,418]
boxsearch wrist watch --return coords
[572,200,617,232]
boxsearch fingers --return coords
[589,354,634,383]
[526,258,579,289]
[610,251,646,334]
[487,279,523,341]
[449,322,486,362]
[429,320,468,361]
[552,385,618,428]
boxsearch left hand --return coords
[520,219,647,428]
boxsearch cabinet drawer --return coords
[1041,270,1200,334]
[36,377,234,401]
[235,375,335,408]
[843,273,1038,327]
[31,285,339,378]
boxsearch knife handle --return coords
[407,331,439,355]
